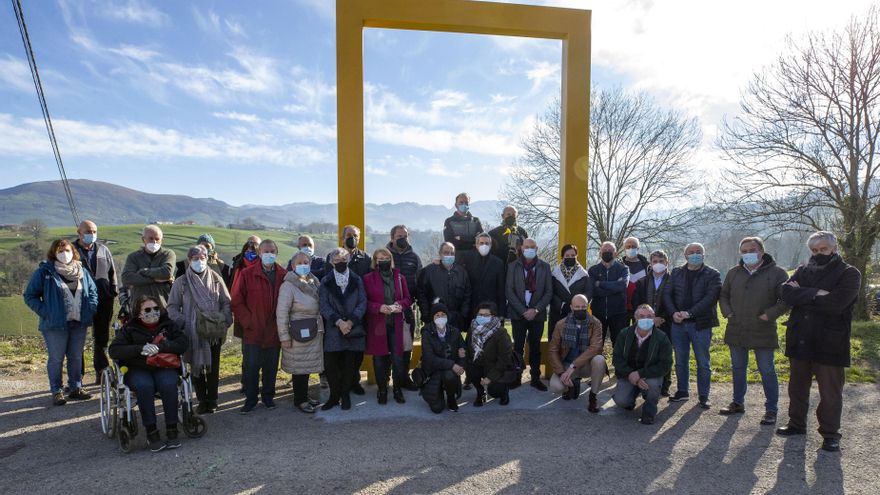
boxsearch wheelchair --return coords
[99,359,207,453]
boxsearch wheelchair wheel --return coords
[99,372,118,438]
[183,415,207,438]
[118,429,133,453]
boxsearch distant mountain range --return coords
[0,179,504,232]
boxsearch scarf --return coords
[562,315,591,355]
[290,273,319,301]
[470,316,502,361]
[560,262,581,282]
[55,261,83,322]
[184,268,222,375]
[334,268,350,293]
[523,257,537,292]
[54,260,82,281]
[380,270,395,326]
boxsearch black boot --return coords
[393,386,405,404]
[377,386,388,405]
[499,387,510,406]
[473,385,486,407]
[147,427,164,452]
[321,394,339,411]
[341,393,352,410]
[165,425,181,449]
[446,390,459,412]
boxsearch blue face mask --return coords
[475,315,491,326]
[261,253,277,266]
[522,248,537,260]
[294,264,311,276]
[83,233,97,245]
[686,253,704,265]
[442,255,455,267]
[637,318,654,331]
[741,252,760,266]
[457,204,469,214]
[299,247,314,257]
[244,251,258,262]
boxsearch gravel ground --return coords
[0,373,877,494]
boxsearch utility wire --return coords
[12,0,81,227]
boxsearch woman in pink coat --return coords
[363,248,412,405]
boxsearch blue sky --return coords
[0,0,873,209]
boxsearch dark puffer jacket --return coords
[663,263,722,330]
[417,264,471,329]
[443,212,484,254]
[108,316,189,370]
[587,261,629,318]
[781,255,861,367]
[720,254,790,349]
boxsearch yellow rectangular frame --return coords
[336,0,591,263]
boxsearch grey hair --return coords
[807,231,838,249]
[291,251,311,265]
[684,242,705,253]
[142,224,162,237]
[187,245,207,259]
[475,232,492,243]
[328,247,350,261]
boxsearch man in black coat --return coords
[442,192,484,261]
[388,224,423,390]
[488,205,528,264]
[462,233,506,319]
[417,243,471,331]
[776,231,861,453]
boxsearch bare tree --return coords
[717,7,880,319]
[503,88,702,255]
[23,218,47,241]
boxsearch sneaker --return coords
[67,388,92,400]
[296,402,316,414]
[530,379,548,392]
[760,411,777,426]
[52,391,67,406]
[669,391,689,402]
[147,430,165,452]
[698,397,711,409]
[307,398,321,407]
[263,399,277,410]
[239,402,256,415]
[719,402,744,415]
[165,426,181,449]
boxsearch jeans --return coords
[671,322,712,398]
[242,344,280,407]
[511,318,544,380]
[613,376,663,418]
[127,367,179,428]
[729,346,778,413]
[41,322,88,393]
[193,342,222,406]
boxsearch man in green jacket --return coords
[121,225,176,308]
[612,304,673,425]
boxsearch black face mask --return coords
[395,238,409,250]
[344,237,357,249]
[811,253,834,266]
[573,309,588,321]
[563,258,577,268]
[600,252,614,263]
[503,216,516,227]
[378,260,392,273]
[334,261,348,273]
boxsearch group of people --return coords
[23,193,861,454]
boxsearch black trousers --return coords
[292,374,310,405]
[467,364,509,399]
[596,313,629,349]
[511,318,544,380]
[325,350,363,400]
[86,297,114,375]
[193,342,222,405]
[373,324,408,388]
[423,369,461,413]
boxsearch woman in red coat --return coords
[363,248,412,405]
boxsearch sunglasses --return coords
[142,307,160,314]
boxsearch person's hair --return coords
[807,231,837,249]
[635,303,655,315]
[739,236,765,251]
[142,224,162,237]
[390,224,407,238]
[623,236,640,247]
[370,248,395,269]
[291,251,311,265]
[439,242,455,254]
[297,235,314,246]
[47,239,79,262]
[455,192,471,203]
[188,245,207,259]
[560,243,578,256]
[259,239,278,251]
[684,242,705,254]
[133,295,166,319]
[600,241,616,251]
[239,239,258,257]
[475,232,492,244]
[476,301,498,315]
[342,225,361,237]
[328,247,350,261]
[649,250,668,261]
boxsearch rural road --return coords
[0,374,877,494]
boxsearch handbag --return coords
[288,317,319,343]
[396,274,414,351]
[184,278,229,341]
[146,333,181,369]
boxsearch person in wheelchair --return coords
[109,295,188,451]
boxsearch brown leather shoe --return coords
[588,392,599,413]
[719,402,745,415]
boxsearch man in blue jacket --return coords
[588,242,630,349]
[663,242,722,409]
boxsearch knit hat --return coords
[197,233,215,247]
[188,245,207,259]
[430,301,449,319]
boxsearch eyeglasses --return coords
[142,307,160,314]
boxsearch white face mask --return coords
[477,245,491,256]
[434,317,448,329]
[141,312,160,324]
[145,242,161,254]
[57,250,73,264]
[190,259,207,273]
[652,263,667,274]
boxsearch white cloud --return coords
[192,6,246,37]
[212,111,259,123]
[101,0,168,27]
[0,55,33,92]
[364,165,389,176]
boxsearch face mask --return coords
[652,263,666,274]
[299,246,314,257]
[434,317,448,328]
[457,204,469,214]
[442,255,455,267]
[687,253,704,265]
[243,251,258,262]
[741,252,760,266]
[57,250,73,264]
[141,312,160,325]
[83,233,97,245]
[811,253,834,266]
[637,318,654,331]
[600,251,614,263]
[334,261,348,274]
[395,238,409,250]
[563,258,577,268]
[344,237,357,249]
[523,248,537,260]
[625,248,638,258]
[573,309,588,321]
[475,315,491,326]
[190,260,206,273]
[503,216,516,227]
[261,253,277,266]
[145,242,161,254]
[295,264,311,276]
[378,260,392,273]
[477,245,491,257]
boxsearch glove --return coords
[141,344,160,356]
